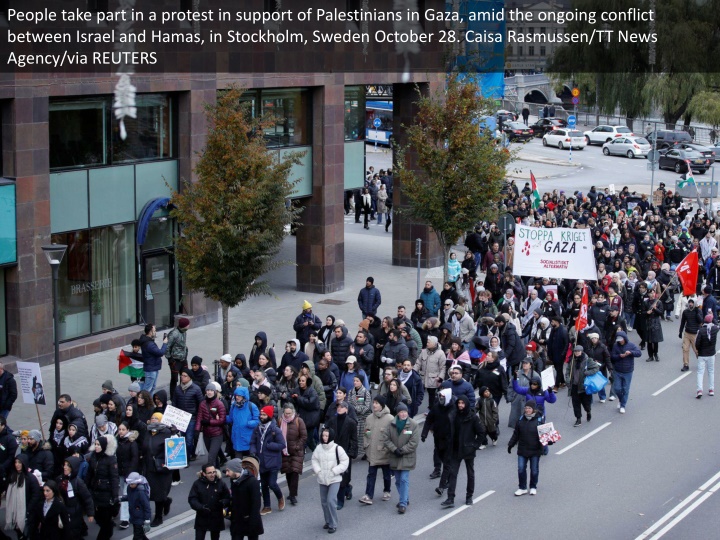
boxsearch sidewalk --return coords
[4,220,421,435]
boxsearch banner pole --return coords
[35,403,45,441]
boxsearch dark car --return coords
[647,130,693,150]
[530,117,567,138]
[658,149,711,174]
[496,110,518,126]
[677,142,716,164]
[501,121,534,142]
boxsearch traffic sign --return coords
[647,162,659,171]
[571,88,580,97]
[571,97,580,105]
[567,115,577,128]
[373,118,382,128]
[498,213,515,235]
[647,150,659,163]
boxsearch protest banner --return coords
[513,224,596,280]
[160,405,192,433]
[15,362,46,405]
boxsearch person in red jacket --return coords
[195,382,227,467]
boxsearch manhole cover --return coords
[316,299,348,305]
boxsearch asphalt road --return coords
[161,319,720,540]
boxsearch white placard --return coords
[160,405,192,433]
[609,184,616,195]
[513,224,597,280]
[15,362,46,405]
[541,367,555,391]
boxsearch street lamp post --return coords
[41,244,67,404]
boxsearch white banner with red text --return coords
[512,224,597,280]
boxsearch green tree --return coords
[688,91,720,132]
[171,87,303,353]
[394,76,514,283]
[642,73,707,128]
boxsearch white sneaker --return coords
[619,407,626,414]
[608,396,616,401]
[599,399,606,403]
[617,402,621,409]
[492,440,497,446]
[529,488,537,496]
[514,489,528,496]
[479,445,487,450]
[171,481,181,486]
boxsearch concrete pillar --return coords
[295,82,346,293]
[391,82,444,268]
[4,89,54,363]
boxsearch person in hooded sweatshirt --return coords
[312,427,349,533]
[87,435,119,540]
[507,399,544,496]
[439,395,485,508]
[476,386,499,447]
[57,456,95,539]
[249,332,277,370]
[226,387,260,458]
[279,339,309,374]
[122,472,152,540]
[422,388,455,486]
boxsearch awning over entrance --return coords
[136,197,172,246]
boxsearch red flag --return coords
[676,250,699,296]
[575,286,589,332]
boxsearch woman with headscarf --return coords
[279,403,307,506]
[49,416,68,479]
[144,415,173,527]
[152,391,167,416]
[35,480,70,540]
[318,316,336,348]
[57,456,95,539]
[115,422,139,530]
[87,435,119,540]
[4,455,42,540]
[62,421,89,459]
[124,404,148,462]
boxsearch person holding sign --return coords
[144,416,173,527]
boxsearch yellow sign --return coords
[571,88,580,97]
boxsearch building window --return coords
[238,89,311,148]
[540,27,546,34]
[540,46,546,56]
[517,46,523,56]
[51,223,136,340]
[529,46,535,56]
[344,86,365,141]
[50,94,176,170]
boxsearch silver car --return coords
[602,136,652,159]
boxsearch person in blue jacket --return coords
[250,406,287,516]
[226,387,260,458]
[442,365,476,409]
[338,356,369,391]
[420,280,442,318]
[122,472,152,540]
[610,331,642,414]
[511,378,556,420]
[358,277,382,318]
[139,324,168,394]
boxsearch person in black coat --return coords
[56,456,95,539]
[547,317,569,389]
[292,302,322,351]
[643,290,664,362]
[23,430,54,482]
[421,388,455,486]
[440,395,486,508]
[5,454,42,540]
[173,369,204,459]
[324,402,358,508]
[49,395,89,440]
[189,357,211,393]
[188,464,231,540]
[495,315,524,373]
[290,376,321,448]
[86,435,119,540]
[0,416,18,493]
[144,420,173,527]
[34,480,70,540]
[507,400,544,496]
[224,457,264,540]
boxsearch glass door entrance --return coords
[142,252,174,329]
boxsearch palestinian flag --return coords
[530,171,541,210]
[678,163,695,188]
[118,349,144,378]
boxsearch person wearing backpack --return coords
[311,427,349,534]
[166,318,190,399]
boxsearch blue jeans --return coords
[612,371,633,408]
[377,212,383,224]
[517,456,540,490]
[393,469,410,507]
[319,483,340,529]
[625,313,635,329]
[142,370,159,394]
[184,420,196,457]
[0,410,10,419]
[260,469,283,508]
[365,464,391,499]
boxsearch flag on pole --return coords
[678,163,695,188]
[530,171,541,210]
[676,249,699,296]
[118,350,144,379]
[575,286,589,332]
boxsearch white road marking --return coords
[634,470,720,540]
[555,422,611,455]
[651,372,692,396]
[411,490,494,536]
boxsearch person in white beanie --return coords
[195,381,227,467]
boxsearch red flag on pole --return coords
[575,286,589,332]
[676,249,699,296]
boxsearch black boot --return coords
[440,498,455,508]
[346,484,352,500]
[164,497,172,516]
[150,505,163,527]
[429,469,441,479]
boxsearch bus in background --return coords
[366,101,393,146]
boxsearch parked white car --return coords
[583,125,634,145]
[543,129,587,150]
[602,136,652,158]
